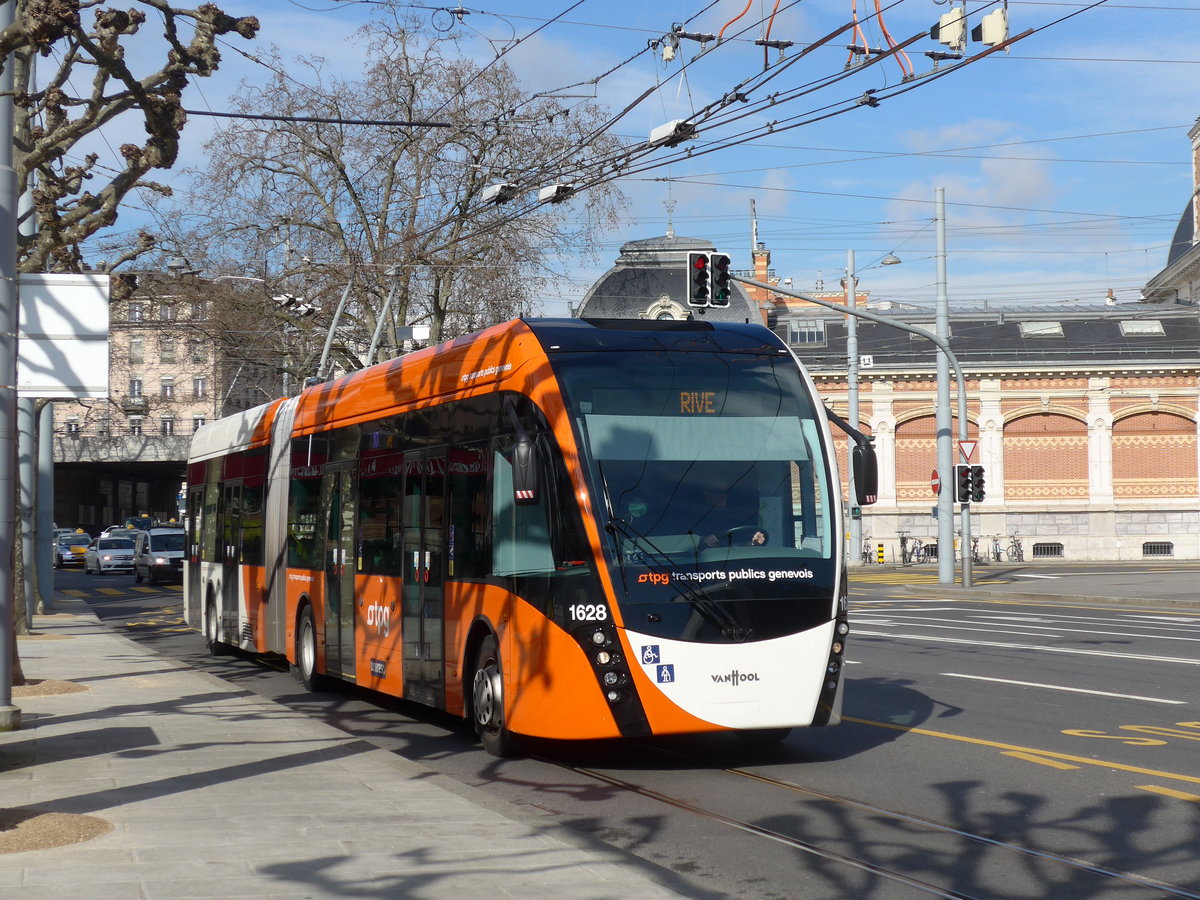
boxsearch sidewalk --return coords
[0,598,690,900]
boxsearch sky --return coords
[97,0,1200,317]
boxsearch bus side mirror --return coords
[852,443,878,506]
[512,437,539,505]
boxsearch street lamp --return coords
[846,251,900,566]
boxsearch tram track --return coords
[536,745,1200,900]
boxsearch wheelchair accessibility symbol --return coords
[641,645,660,665]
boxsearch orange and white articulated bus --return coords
[184,317,877,755]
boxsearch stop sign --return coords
[931,469,940,495]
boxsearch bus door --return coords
[401,450,445,707]
[185,484,204,624]
[322,463,357,681]
[218,481,242,641]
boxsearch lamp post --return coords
[846,250,900,566]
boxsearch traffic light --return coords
[955,464,972,503]
[969,465,986,503]
[711,253,732,306]
[687,252,710,306]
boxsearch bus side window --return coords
[491,447,555,577]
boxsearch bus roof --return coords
[188,317,788,464]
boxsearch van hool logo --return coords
[711,669,761,686]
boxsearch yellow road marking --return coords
[844,716,1200,787]
[59,590,86,597]
[1136,785,1200,803]
[1002,751,1079,770]
[96,588,126,596]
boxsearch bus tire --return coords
[295,605,326,692]
[205,597,227,656]
[471,635,517,757]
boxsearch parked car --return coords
[133,526,187,584]
[84,536,136,575]
[102,524,139,537]
[54,532,91,568]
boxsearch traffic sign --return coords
[958,440,977,462]
[931,469,940,495]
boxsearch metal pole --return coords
[0,0,22,728]
[36,400,52,611]
[17,397,34,627]
[845,250,862,566]
[935,189,971,587]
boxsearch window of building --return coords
[189,338,206,362]
[128,303,144,322]
[129,377,143,398]
[787,320,827,346]
[158,303,177,322]
[1119,319,1164,336]
[192,376,208,398]
[192,415,207,432]
[65,418,80,435]
[1019,321,1063,337]
[128,337,144,364]
[129,417,144,436]
[97,416,112,437]
[161,376,175,399]
[190,301,207,320]
[160,337,177,363]
[908,322,951,340]
[160,417,176,436]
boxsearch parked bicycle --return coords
[971,535,988,565]
[990,534,1005,562]
[906,538,927,565]
[1008,533,1024,562]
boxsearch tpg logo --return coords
[365,603,391,637]
[637,572,670,586]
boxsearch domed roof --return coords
[575,232,760,323]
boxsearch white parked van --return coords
[133,526,187,585]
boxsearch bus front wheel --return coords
[471,635,517,757]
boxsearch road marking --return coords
[853,629,1200,666]
[97,588,126,596]
[1002,751,1080,770]
[1137,785,1200,803]
[1012,573,1060,579]
[844,716,1200,787]
[941,672,1187,705]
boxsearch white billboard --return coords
[17,273,110,399]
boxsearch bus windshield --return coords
[554,349,837,642]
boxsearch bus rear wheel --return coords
[471,635,517,757]
[295,605,325,692]
[204,598,227,656]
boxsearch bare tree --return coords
[0,0,259,273]
[161,15,627,370]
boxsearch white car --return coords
[133,526,187,584]
[84,536,136,575]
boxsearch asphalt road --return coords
[48,564,1200,899]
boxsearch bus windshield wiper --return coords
[603,515,751,642]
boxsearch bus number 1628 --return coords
[570,603,608,622]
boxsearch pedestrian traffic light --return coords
[955,464,972,503]
[711,253,732,306]
[969,464,986,502]
[687,252,711,306]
